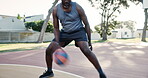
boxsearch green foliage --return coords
[25,20,54,33]
[46,21,54,32]
[89,0,141,40]
[17,14,22,20]
[88,0,142,6]
[115,20,136,31]
[25,22,36,29]
[95,21,119,37]
[95,25,102,37]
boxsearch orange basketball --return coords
[53,48,69,65]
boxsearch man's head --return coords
[61,0,71,9]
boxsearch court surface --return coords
[0,64,83,78]
[0,42,148,78]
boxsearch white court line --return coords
[0,64,84,78]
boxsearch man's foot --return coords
[39,70,54,78]
[100,73,107,78]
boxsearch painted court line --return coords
[0,64,84,78]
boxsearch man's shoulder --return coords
[75,2,83,11]
[53,3,61,11]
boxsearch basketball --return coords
[53,48,69,65]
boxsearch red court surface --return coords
[0,42,148,78]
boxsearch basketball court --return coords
[0,42,148,78]
[0,64,83,78]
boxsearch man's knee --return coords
[46,42,60,55]
[82,47,92,56]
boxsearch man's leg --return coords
[46,40,73,68]
[39,41,65,78]
[46,42,61,69]
[76,41,106,78]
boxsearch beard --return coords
[62,1,71,9]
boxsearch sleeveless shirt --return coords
[56,2,83,33]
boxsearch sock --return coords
[98,68,104,74]
[47,68,52,72]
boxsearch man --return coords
[39,0,107,78]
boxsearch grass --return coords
[92,40,108,43]
[0,38,147,53]
[0,42,50,53]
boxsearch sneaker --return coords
[39,70,54,78]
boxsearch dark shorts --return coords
[53,27,88,47]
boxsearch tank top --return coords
[56,2,83,33]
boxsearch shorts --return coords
[53,27,88,47]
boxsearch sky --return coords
[0,0,145,30]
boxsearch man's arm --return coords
[52,7,60,43]
[76,3,92,50]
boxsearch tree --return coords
[95,20,119,37]
[88,0,141,40]
[141,9,148,42]
[37,0,59,43]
